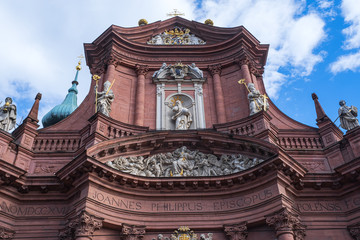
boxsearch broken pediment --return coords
[152,62,204,79]
[147,26,206,45]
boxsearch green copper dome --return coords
[42,64,80,128]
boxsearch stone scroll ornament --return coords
[152,62,203,79]
[147,27,206,45]
[106,146,264,177]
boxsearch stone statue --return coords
[248,83,269,115]
[172,100,192,130]
[96,81,114,117]
[106,146,264,177]
[0,97,16,132]
[338,100,359,130]
[153,63,167,78]
[188,63,203,78]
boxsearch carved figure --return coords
[188,63,203,78]
[0,97,16,132]
[153,63,167,78]
[172,100,192,130]
[96,81,114,117]
[248,83,269,115]
[338,100,359,131]
[147,27,206,45]
[106,146,265,177]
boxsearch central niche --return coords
[153,62,206,130]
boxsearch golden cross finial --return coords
[167,9,185,17]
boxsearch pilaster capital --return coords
[250,66,264,77]
[208,64,222,76]
[106,54,121,67]
[90,65,106,76]
[266,208,306,240]
[59,211,103,240]
[348,223,360,240]
[121,224,146,240]
[224,222,248,240]
[135,64,149,77]
[236,55,250,66]
[0,227,15,239]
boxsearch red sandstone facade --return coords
[1,17,360,240]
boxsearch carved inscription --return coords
[0,201,70,216]
[90,188,274,213]
[294,195,360,213]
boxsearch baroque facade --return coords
[0,17,360,240]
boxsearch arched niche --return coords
[164,93,196,130]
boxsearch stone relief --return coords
[0,97,16,132]
[106,146,264,177]
[153,62,203,79]
[338,100,359,131]
[152,226,212,240]
[147,27,206,45]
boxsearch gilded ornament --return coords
[204,19,214,26]
[138,19,148,26]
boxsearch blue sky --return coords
[0,0,359,131]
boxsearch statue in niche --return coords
[188,63,203,78]
[172,100,192,130]
[338,100,359,130]
[248,83,269,115]
[0,97,16,132]
[96,81,114,117]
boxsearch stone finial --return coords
[266,208,306,240]
[138,19,148,26]
[59,211,103,240]
[121,224,146,240]
[25,93,42,124]
[224,222,248,240]
[311,93,328,123]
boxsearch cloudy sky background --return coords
[0,0,359,130]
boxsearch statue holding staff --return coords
[0,97,17,132]
[95,80,115,117]
[338,100,359,131]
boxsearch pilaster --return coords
[121,224,146,240]
[134,64,149,126]
[224,222,248,240]
[208,64,226,123]
[266,208,306,240]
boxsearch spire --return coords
[312,93,328,123]
[42,60,81,128]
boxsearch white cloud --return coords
[330,51,360,73]
[329,0,360,74]
[199,0,326,98]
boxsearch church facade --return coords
[0,17,360,240]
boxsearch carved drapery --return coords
[208,64,226,123]
[121,224,146,240]
[134,64,149,126]
[0,227,15,239]
[59,211,103,240]
[266,208,306,240]
[224,222,248,240]
[348,223,360,240]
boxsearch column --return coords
[121,224,146,240]
[266,208,306,240]
[194,83,206,128]
[59,211,103,240]
[208,64,227,123]
[134,64,149,126]
[104,55,120,85]
[156,83,165,129]
[224,222,248,240]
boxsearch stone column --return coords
[348,223,360,240]
[208,64,227,123]
[121,224,146,240]
[266,208,306,240]
[224,222,248,240]
[134,64,149,126]
[59,211,103,240]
